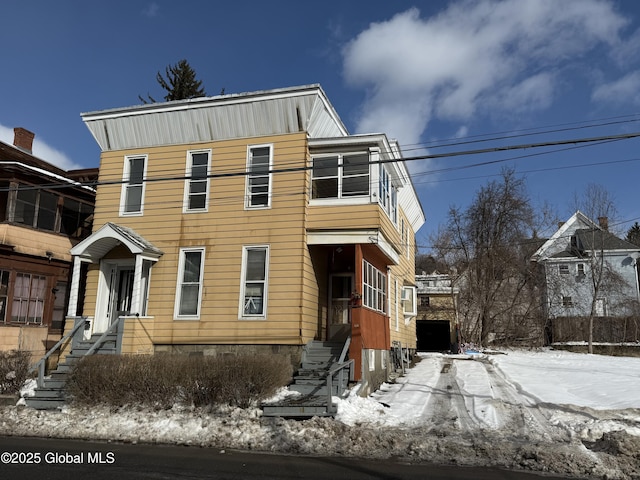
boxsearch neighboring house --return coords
[63,85,424,393]
[415,272,459,351]
[531,211,640,342]
[0,128,97,358]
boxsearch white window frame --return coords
[239,245,270,320]
[120,155,147,216]
[245,144,273,209]
[174,247,205,320]
[363,260,386,314]
[402,285,417,316]
[577,263,585,275]
[379,164,398,225]
[558,264,570,275]
[310,152,371,203]
[183,149,211,213]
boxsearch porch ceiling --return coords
[307,229,400,265]
[70,222,163,262]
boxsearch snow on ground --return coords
[1,349,640,479]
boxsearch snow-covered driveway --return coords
[1,349,639,479]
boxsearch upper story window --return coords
[120,155,147,216]
[184,150,211,212]
[311,153,369,200]
[379,165,397,224]
[559,264,570,275]
[3,183,93,239]
[174,247,205,319]
[246,145,272,209]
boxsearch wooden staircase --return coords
[262,340,353,418]
[25,318,121,410]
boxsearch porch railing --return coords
[326,337,354,414]
[30,316,87,388]
[85,317,123,355]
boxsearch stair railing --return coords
[326,337,354,414]
[85,317,123,355]
[30,317,87,388]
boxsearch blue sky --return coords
[3,0,640,250]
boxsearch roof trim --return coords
[71,222,163,262]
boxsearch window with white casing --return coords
[402,286,417,316]
[174,248,205,319]
[121,155,146,216]
[184,150,210,212]
[379,164,397,224]
[240,246,269,318]
[246,145,272,208]
[311,153,370,200]
[363,260,386,313]
[559,264,570,275]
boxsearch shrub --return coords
[66,353,292,409]
[0,350,31,395]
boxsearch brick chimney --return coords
[598,216,609,231]
[13,127,35,153]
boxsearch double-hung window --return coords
[246,145,272,208]
[311,153,369,199]
[11,273,46,324]
[379,165,397,223]
[402,286,417,316]
[184,150,211,212]
[174,248,205,319]
[363,260,386,313]
[240,246,269,319]
[121,155,147,215]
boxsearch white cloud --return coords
[0,124,82,171]
[592,70,640,106]
[342,0,627,149]
[142,3,159,18]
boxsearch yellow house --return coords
[65,85,424,389]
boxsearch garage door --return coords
[416,320,451,352]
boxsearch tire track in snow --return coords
[423,359,481,431]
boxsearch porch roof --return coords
[307,229,400,265]
[70,222,163,262]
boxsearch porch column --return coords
[131,254,144,316]
[351,244,364,380]
[67,256,83,317]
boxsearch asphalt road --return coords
[0,436,570,480]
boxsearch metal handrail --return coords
[30,317,86,388]
[326,359,354,414]
[85,317,122,356]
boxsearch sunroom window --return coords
[311,153,369,199]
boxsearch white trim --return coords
[119,154,147,217]
[0,161,95,194]
[306,229,400,265]
[238,245,270,320]
[174,247,205,320]
[245,144,273,209]
[183,149,212,213]
[402,285,417,317]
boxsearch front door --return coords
[328,274,353,342]
[95,263,134,334]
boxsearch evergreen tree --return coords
[139,59,206,103]
[626,222,640,246]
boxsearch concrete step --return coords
[24,397,65,410]
[289,384,343,396]
[261,395,336,418]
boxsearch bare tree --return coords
[570,183,619,232]
[430,168,544,346]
